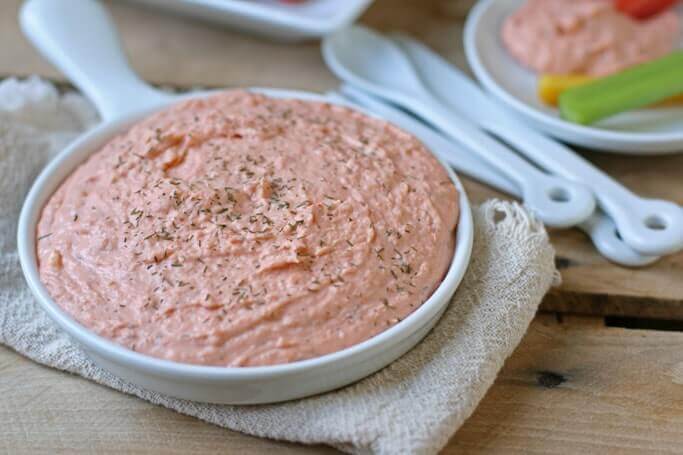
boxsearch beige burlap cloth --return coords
[0,77,558,455]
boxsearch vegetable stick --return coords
[539,74,683,106]
[559,51,683,125]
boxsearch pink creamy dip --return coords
[37,91,459,367]
[502,0,681,76]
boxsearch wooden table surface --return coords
[4,314,683,454]
[2,0,683,453]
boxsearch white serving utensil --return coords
[330,85,660,267]
[322,25,596,229]
[395,33,683,257]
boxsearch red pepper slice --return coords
[615,0,677,20]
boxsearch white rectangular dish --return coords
[127,0,374,41]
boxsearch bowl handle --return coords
[20,0,174,121]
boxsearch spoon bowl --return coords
[323,25,596,229]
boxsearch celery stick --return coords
[559,51,683,125]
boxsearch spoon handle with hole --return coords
[394,83,595,228]
[321,25,595,229]
[330,86,660,267]
[394,35,683,256]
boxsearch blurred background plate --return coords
[464,0,683,155]
[127,0,374,41]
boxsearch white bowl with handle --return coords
[16,0,473,404]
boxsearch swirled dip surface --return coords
[37,91,459,367]
[502,0,681,76]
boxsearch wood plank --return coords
[449,314,683,454]
[1,0,682,318]
[0,347,335,454]
[2,314,682,453]
[465,176,683,319]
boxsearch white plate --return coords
[128,0,374,41]
[464,0,683,155]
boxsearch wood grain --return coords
[3,314,683,454]
[2,0,682,318]
[450,314,683,454]
[0,347,335,454]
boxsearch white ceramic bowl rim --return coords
[464,0,683,145]
[17,87,473,382]
[177,0,374,34]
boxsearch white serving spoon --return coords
[394,34,683,257]
[18,0,474,404]
[330,85,660,267]
[322,26,596,229]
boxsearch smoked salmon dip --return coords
[36,91,459,367]
[502,0,681,76]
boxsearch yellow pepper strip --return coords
[538,74,683,107]
[538,74,592,106]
